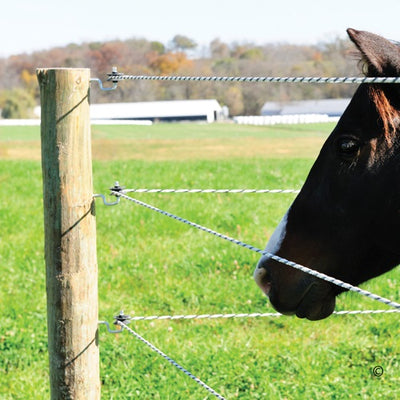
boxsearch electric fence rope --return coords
[99,310,400,334]
[123,188,300,194]
[107,73,400,84]
[110,189,400,311]
[115,320,226,400]
[114,309,400,322]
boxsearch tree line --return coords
[0,34,361,118]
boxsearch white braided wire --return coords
[112,190,400,311]
[116,320,226,400]
[125,309,400,321]
[124,188,300,194]
[108,75,400,84]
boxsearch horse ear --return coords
[347,28,400,76]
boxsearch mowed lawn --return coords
[1,123,399,399]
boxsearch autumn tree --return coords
[171,35,197,52]
[0,88,35,118]
[210,39,230,59]
[21,69,38,98]
[223,86,244,115]
[149,51,193,75]
[150,41,165,54]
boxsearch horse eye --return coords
[336,137,361,158]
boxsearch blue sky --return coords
[2,0,400,57]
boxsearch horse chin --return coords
[268,283,337,321]
[294,294,336,321]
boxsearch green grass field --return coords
[1,123,399,399]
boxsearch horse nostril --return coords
[253,263,272,296]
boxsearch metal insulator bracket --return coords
[110,181,125,197]
[93,193,120,206]
[90,78,118,91]
[98,311,132,334]
[114,310,132,325]
[107,66,124,82]
[92,182,125,206]
[90,68,121,91]
[98,320,123,334]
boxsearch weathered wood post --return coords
[37,68,100,399]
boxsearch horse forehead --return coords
[339,88,375,126]
[328,93,383,143]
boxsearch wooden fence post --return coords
[37,68,100,399]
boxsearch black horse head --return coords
[254,29,400,320]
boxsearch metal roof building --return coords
[261,98,351,117]
[90,99,225,123]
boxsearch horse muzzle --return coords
[254,255,336,320]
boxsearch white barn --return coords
[261,98,351,117]
[90,99,225,123]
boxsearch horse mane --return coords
[358,56,400,140]
[369,85,400,140]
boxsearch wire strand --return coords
[123,188,300,194]
[122,309,400,321]
[116,320,226,400]
[107,75,400,84]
